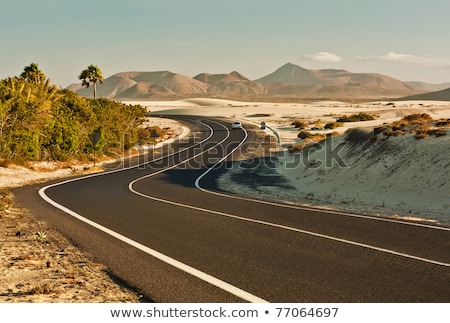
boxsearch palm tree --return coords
[79,64,104,99]
[21,63,46,84]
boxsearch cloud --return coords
[356,52,450,67]
[301,52,343,63]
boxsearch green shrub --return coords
[0,77,145,163]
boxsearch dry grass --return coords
[0,189,14,211]
[0,192,141,303]
[287,131,339,153]
[337,112,376,122]
[291,120,308,129]
[376,113,449,139]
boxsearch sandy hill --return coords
[276,128,450,223]
[405,81,450,92]
[398,87,450,101]
[194,71,265,96]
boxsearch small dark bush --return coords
[436,120,450,127]
[429,128,448,137]
[291,120,308,129]
[373,126,387,135]
[298,131,313,139]
[324,122,344,129]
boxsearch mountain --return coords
[256,63,322,85]
[67,71,208,99]
[194,71,265,96]
[397,87,450,101]
[404,81,450,92]
[255,63,423,98]
[68,63,432,100]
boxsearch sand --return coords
[0,203,142,302]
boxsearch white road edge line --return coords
[133,190,450,268]
[129,120,450,278]
[38,186,267,303]
[38,117,450,304]
[192,124,450,267]
[39,119,268,303]
[194,134,450,232]
[130,121,450,268]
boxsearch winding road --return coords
[13,116,450,302]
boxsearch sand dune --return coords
[275,129,450,224]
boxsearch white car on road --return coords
[231,121,242,130]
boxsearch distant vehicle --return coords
[232,121,242,130]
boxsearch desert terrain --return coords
[134,98,450,225]
[2,99,450,303]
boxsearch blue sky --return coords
[1,0,450,87]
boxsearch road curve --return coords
[13,116,450,302]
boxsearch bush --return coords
[0,78,145,163]
[402,113,432,122]
[373,126,387,135]
[414,132,429,140]
[337,113,375,122]
[431,128,448,137]
[298,131,313,139]
[291,120,308,129]
[137,126,168,145]
[436,120,450,127]
[378,113,448,139]
[324,122,343,129]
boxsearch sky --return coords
[1,0,450,88]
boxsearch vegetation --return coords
[298,130,317,140]
[137,126,169,145]
[374,113,449,139]
[79,65,104,99]
[324,121,344,129]
[0,189,13,212]
[0,65,145,164]
[288,131,329,153]
[291,120,308,129]
[337,112,375,122]
[246,113,272,118]
[20,63,46,84]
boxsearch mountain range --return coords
[67,63,450,101]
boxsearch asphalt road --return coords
[13,116,450,303]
